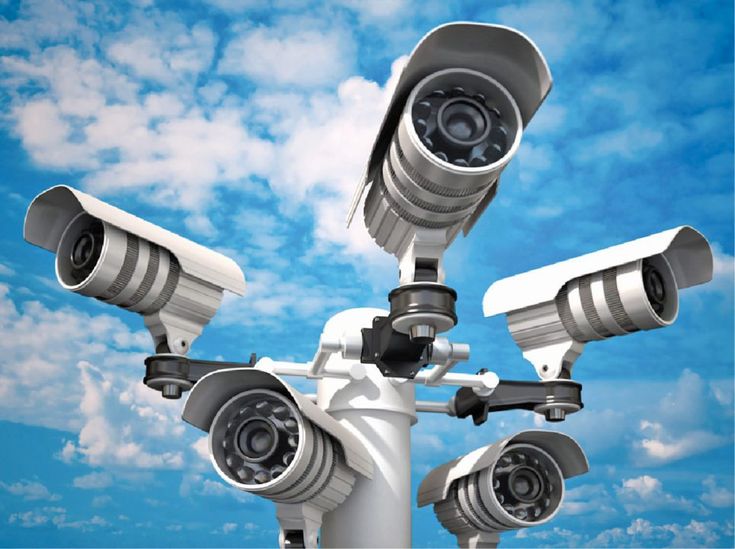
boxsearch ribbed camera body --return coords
[56,213,223,350]
[418,431,589,542]
[483,226,714,379]
[435,443,564,536]
[508,254,679,355]
[364,68,522,256]
[182,368,373,522]
[554,254,678,342]
[209,389,356,512]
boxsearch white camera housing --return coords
[23,185,245,354]
[483,226,713,379]
[182,367,373,548]
[348,22,553,285]
[418,430,588,548]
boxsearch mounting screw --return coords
[162,384,182,399]
[545,408,566,422]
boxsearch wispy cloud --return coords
[0,479,61,501]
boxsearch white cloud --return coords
[91,495,112,508]
[0,0,96,51]
[0,262,15,276]
[512,525,583,547]
[590,518,729,548]
[107,20,216,86]
[708,246,735,296]
[632,369,730,464]
[179,473,251,503]
[0,283,145,430]
[615,475,702,514]
[701,475,734,508]
[0,480,61,501]
[214,267,357,328]
[496,0,608,64]
[73,471,113,490]
[637,420,727,463]
[222,522,237,534]
[2,19,273,217]
[8,510,49,528]
[561,483,617,518]
[0,284,205,470]
[52,511,109,531]
[191,436,210,462]
[63,361,185,469]
[335,0,410,21]
[251,57,405,276]
[218,22,355,88]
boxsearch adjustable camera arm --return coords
[453,370,583,425]
[144,353,257,399]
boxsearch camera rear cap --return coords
[347,22,552,231]
[417,429,588,508]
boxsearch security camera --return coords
[483,226,713,379]
[23,185,245,355]
[347,23,553,343]
[182,367,372,548]
[417,430,588,548]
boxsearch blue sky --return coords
[0,0,732,547]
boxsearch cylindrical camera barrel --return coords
[434,443,564,536]
[555,254,679,342]
[209,389,356,513]
[55,213,181,315]
[364,68,523,254]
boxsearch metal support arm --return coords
[453,374,583,425]
[143,353,257,399]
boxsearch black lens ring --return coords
[71,231,97,269]
[642,260,666,313]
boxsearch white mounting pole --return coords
[316,308,416,548]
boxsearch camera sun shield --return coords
[24,185,246,353]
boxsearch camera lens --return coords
[642,259,666,314]
[217,391,302,486]
[71,232,96,268]
[237,419,278,461]
[492,446,562,523]
[438,98,490,146]
[67,219,104,284]
[508,466,543,503]
[411,85,508,168]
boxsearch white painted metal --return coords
[417,431,589,547]
[24,185,246,353]
[418,430,588,507]
[24,185,246,294]
[181,367,374,480]
[348,22,553,229]
[482,226,714,379]
[416,399,456,415]
[425,340,471,385]
[483,226,712,317]
[258,356,497,393]
[316,308,416,548]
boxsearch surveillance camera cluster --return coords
[23,22,714,549]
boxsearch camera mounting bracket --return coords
[453,372,583,424]
[143,353,257,399]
